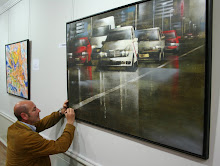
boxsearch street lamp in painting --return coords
[181,0,185,36]
[161,2,167,31]
[182,17,185,36]
[189,20,191,33]
[169,9,174,30]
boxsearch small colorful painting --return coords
[5,39,30,99]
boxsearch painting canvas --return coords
[66,0,212,159]
[5,39,30,99]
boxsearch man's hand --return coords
[60,100,69,115]
[65,108,75,125]
[63,100,69,109]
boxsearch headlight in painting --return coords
[170,43,179,46]
[82,52,88,56]
[120,50,129,57]
[99,52,107,57]
[92,45,97,49]
[150,46,160,50]
[67,53,73,58]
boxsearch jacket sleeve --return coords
[35,111,62,132]
[20,124,75,157]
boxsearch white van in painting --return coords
[99,26,138,70]
[135,27,165,61]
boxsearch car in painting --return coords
[90,16,115,63]
[184,33,195,40]
[163,30,181,52]
[67,37,92,65]
[99,26,138,70]
[135,27,165,61]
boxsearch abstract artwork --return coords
[5,39,30,99]
[66,0,212,159]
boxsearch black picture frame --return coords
[5,39,30,100]
[66,0,212,159]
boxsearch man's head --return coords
[14,100,41,125]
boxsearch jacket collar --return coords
[16,121,36,132]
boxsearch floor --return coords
[0,141,7,166]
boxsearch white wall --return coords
[0,0,220,166]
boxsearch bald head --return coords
[14,101,33,121]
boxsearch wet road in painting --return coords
[68,38,206,155]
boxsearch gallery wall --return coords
[0,0,220,166]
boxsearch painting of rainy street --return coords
[66,0,211,158]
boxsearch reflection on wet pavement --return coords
[68,40,206,155]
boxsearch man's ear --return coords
[20,112,28,121]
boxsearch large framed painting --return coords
[66,0,212,159]
[5,39,30,99]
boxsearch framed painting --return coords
[5,39,30,100]
[66,0,212,159]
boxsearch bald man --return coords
[6,100,75,166]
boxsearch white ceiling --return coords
[0,0,21,14]
[0,0,9,7]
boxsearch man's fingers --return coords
[65,108,74,114]
[65,108,70,114]
[63,100,69,108]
